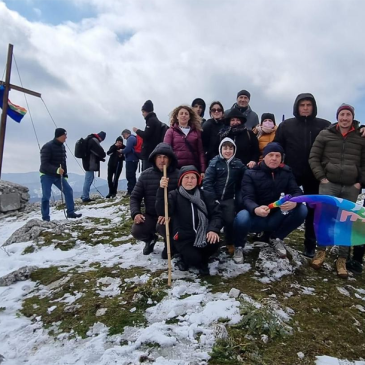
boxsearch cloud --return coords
[1,0,365,177]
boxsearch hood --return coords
[218,137,236,161]
[178,165,202,186]
[224,108,247,126]
[148,142,178,170]
[293,93,317,120]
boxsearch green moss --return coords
[22,245,36,255]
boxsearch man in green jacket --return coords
[309,103,365,278]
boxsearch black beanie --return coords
[97,131,106,141]
[261,113,276,125]
[55,128,66,138]
[262,142,284,157]
[237,90,251,99]
[141,100,154,113]
[116,136,123,143]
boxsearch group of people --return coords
[39,89,365,278]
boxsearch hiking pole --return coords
[59,164,67,219]
[163,165,172,287]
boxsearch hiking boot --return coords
[82,198,94,203]
[336,258,348,278]
[176,260,188,271]
[233,247,244,264]
[161,245,168,260]
[106,193,112,198]
[311,250,326,269]
[270,238,287,258]
[226,245,235,255]
[302,247,316,258]
[346,259,363,275]
[199,263,210,276]
[67,212,82,219]
[142,235,158,255]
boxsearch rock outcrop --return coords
[0,180,30,213]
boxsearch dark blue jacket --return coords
[241,162,303,214]
[122,135,139,162]
[203,155,246,201]
[40,139,68,178]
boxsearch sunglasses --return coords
[211,108,223,113]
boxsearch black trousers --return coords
[107,161,123,195]
[296,175,319,251]
[220,198,235,245]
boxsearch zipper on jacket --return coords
[221,161,230,200]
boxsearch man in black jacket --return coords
[133,100,163,171]
[233,143,307,264]
[40,128,82,221]
[274,93,330,257]
[81,131,106,203]
[106,136,125,198]
[130,142,179,258]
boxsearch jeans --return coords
[41,175,75,221]
[126,161,138,194]
[82,171,94,200]
[234,204,308,248]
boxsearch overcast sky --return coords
[1,0,365,180]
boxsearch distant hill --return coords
[2,172,127,202]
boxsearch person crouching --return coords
[156,165,223,276]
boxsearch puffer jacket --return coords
[163,124,206,172]
[202,118,225,163]
[309,123,365,185]
[82,135,106,171]
[203,138,246,201]
[155,166,222,245]
[257,126,277,161]
[130,143,179,219]
[40,139,68,177]
[218,124,260,165]
[241,161,303,214]
[274,93,331,181]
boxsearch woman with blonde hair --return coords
[164,105,206,176]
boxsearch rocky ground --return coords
[0,194,365,365]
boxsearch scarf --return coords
[256,125,276,139]
[179,186,208,248]
[219,124,246,139]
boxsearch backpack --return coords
[75,137,90,158]
[160,122,169,142]
[135,135,143,159]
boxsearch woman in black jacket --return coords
[156,165,222,275]
[106,137,125,198]
[219,108,260,167]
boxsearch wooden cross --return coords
[0,44,42,178]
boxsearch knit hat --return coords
[191,98,206,117]
[97,131,106,141]
[116,136,124,143]
[178,165,202,186]
[262,142,284,157]
[121,129,131,135]
[237,90,251,99]
[55,128,66,138]
[261,113,276,125]
[141,100,154,113]
[336,103,355,120]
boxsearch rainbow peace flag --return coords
[0,85,27,123]
[290,195,365,247]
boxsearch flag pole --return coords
[0,44,13,179]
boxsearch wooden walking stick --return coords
[163,165,172,286]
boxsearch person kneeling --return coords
[233,142,308,263]
[156,166,223,276]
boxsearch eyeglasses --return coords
[211,108,223,113]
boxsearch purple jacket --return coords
[164,124,206,173]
